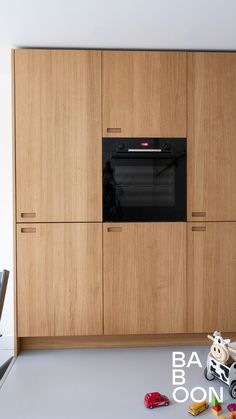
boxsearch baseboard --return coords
[19,333,236,351]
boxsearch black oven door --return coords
[103,149,186,222]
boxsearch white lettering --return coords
[172,352,185,368]
[172,369,186,385]
[191,387,207,402]
[209,387,223,403]
[172,387,189,403]
[187,352,202,368]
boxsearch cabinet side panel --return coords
[12,50,21,354]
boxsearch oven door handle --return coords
[111,152,186,159]
[128,148,162,152]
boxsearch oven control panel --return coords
[115,139,174,153]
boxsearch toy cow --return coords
[208,331,236,365]
[204,331,236,398]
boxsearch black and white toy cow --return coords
[209,331,233,364]
[204,331,236,398]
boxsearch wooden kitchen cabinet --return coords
[103,223,187,335]
[14,49,102,222]
[188,222,236,333]
[188,52,236,221]
[102,51,187,138]
[17,223,103,337]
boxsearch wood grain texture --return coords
[14,49,102,222]
[21,333,236,350]
[188,52,236,221]
[103,223,187,335]
[102,51,187,137]
[188,222,236,332]
[17,223,103,337]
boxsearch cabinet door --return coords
[188,52,236,221]
[17,223,103,337]
[103,223,187,335]
[102,51,186,137]
[188,222,236,332]
[14,49,102,222]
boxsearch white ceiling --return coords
[0,0,236,50]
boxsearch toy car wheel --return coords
[164,402,169,406]
[230,381,236,399]
[204,367,214,381]
[149,405,153,409]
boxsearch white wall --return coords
[0,48,14,348]
[0,0,236,350]
[1,0,236,50]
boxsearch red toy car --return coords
[144,392,170,409]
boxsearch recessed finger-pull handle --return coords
[21,228,36,233]
[107,227,122,233]
[21,212,36,218]
[192,226,206,232]
[192,212,206,217]
[107,128,122,133]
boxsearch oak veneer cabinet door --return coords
[14,49,102,222]
[103,223,187,335]
[188,222,236,333]
[188,52,236,221]
[102,51,187,137]
[17,223,102,337]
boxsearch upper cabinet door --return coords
[102,51,187,137]
[14,50,102,222]
[188,52,236,221]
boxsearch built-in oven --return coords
[103,138,186,222]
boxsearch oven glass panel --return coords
[114,161,175,207]
[103,138,186,222]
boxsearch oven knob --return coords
[164,143,171,151]
[117,143,125,150]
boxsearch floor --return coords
[0,346,232,419]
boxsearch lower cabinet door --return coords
[188,222,236,332]
[17,223,103,337]
[103,223,187,335]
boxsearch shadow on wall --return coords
[0,48,14,345]
[0,270,13,380]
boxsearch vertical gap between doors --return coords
[102,224,104,335]
[186,53,189,333]
[101,52,104,335]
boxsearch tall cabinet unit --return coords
[14,50,103,342]
[13,49,236,351]
[188,52,236,333]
